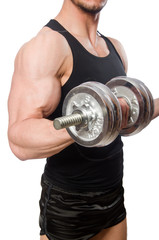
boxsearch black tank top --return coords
[44,20,126,192]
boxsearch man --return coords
[8,0,159,240]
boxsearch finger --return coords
[118,98,129,128]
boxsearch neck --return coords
[55,0,100,45]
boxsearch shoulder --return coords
[107,37,128,73]
[14,27,70,78]
[9,28,68,120]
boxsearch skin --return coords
[8,0,159,239]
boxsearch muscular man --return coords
[8,1,159,240]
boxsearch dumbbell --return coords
[53,76,154,147]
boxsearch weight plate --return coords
[138,80,154,126]
[107,76,145,136]
[130,78,152,132]
[112,76,154,134]
[87,81,122,145]
[62,82,115,147]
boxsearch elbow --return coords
[16,153,29,161]
[8,127,28,161]
[8,140,29,161]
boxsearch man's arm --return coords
[8,30,74,161]
[152,98,159,120]
[109,38,159,122]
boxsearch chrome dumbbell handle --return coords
[53,113,83,130]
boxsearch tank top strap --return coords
[97,33,113,50]
[45,19,71,36]
[45,19,81,57]
[97,31,123,64]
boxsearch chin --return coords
[71,0,107,14]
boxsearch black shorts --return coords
[39,174,126,240]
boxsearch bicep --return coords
[8,33,66,126]
[8,72,61,126]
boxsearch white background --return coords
[0,0,159,239]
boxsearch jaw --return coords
[70,0,108,14]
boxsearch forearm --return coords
[152,98,159,120]
[8,118,74,160]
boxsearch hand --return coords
[152,98,159,120]
[118,98,130,129]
